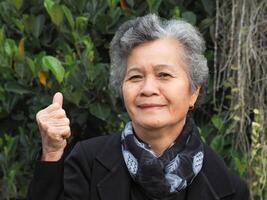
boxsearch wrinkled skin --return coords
[36,92,71,161]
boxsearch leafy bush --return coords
[2,0,262,199]
[0,131,38,199]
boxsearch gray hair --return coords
[109,14,209,106]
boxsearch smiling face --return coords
[122,37,200,132]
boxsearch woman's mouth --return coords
[138,103,166,109]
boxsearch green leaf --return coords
[13,18,24,32]
[4,82,31,95]
[44,0,55,13]
[9,0,23,10]
[44,0,63,26]
[83,36,94,63]
[171,6,181,18]
[75,16,88,32]
[210,135,224,152]
[50,5,64,26]
[32,15,45,38]
[182,11,197,25]
[62,5,75,30]
[89,103,111,121]
[0,86,4,101]
[4,39,17,57]
[41,56,65,83]
[26,57,36,76]
[233,156,247,176]
[0,27,5,45]
[211,114,223,131]
[107,0,119,9]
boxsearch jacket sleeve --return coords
[64,141,92,199]
[27,159,64,200]
[27,142,92,200]
[231,174,250,200]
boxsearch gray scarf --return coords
[121,118,204,199]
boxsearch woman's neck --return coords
[132,119,186,157]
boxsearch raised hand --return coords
[36,92,71,161]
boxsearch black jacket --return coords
[28,133,249,200]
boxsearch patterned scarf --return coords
[121,118,204,199]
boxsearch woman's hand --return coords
[36,92,71,161]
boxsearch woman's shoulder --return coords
[79,133,121,150]
[67,133,121,161]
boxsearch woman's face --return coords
[122,37,200,131]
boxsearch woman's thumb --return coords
[52,92,63,107]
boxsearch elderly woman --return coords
[28,14,249,200]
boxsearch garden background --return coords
[0,0,266,199]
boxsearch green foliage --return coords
[0,130,38,199]
[249,109,267,199]
[41,56,65,83]
[0,0,262,199]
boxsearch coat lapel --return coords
[95,133,132,200]
[187,171,235,200]
[93,134,236,200]
[186,145,236,200]
[186,172,208,200]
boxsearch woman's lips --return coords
[138,103,166,109]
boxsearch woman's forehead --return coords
[127,37,186,61]
[126,45,187,74]
[126,64,180,73]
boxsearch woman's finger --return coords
[46,118,70,126]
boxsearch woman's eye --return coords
[158,73,172,79]
[129,75,143,81]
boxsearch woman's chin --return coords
[134,119,168,130]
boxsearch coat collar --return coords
[95,133,131,200]
[96,133,123,170]
[95,133,235,200]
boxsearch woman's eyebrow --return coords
[126,67,143,74]
[126,64,176,74]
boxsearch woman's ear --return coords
[189,86,201,107]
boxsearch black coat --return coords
[28,133,249,200]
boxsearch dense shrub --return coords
[1,0,264,199]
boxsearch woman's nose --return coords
[140,77,160,97]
